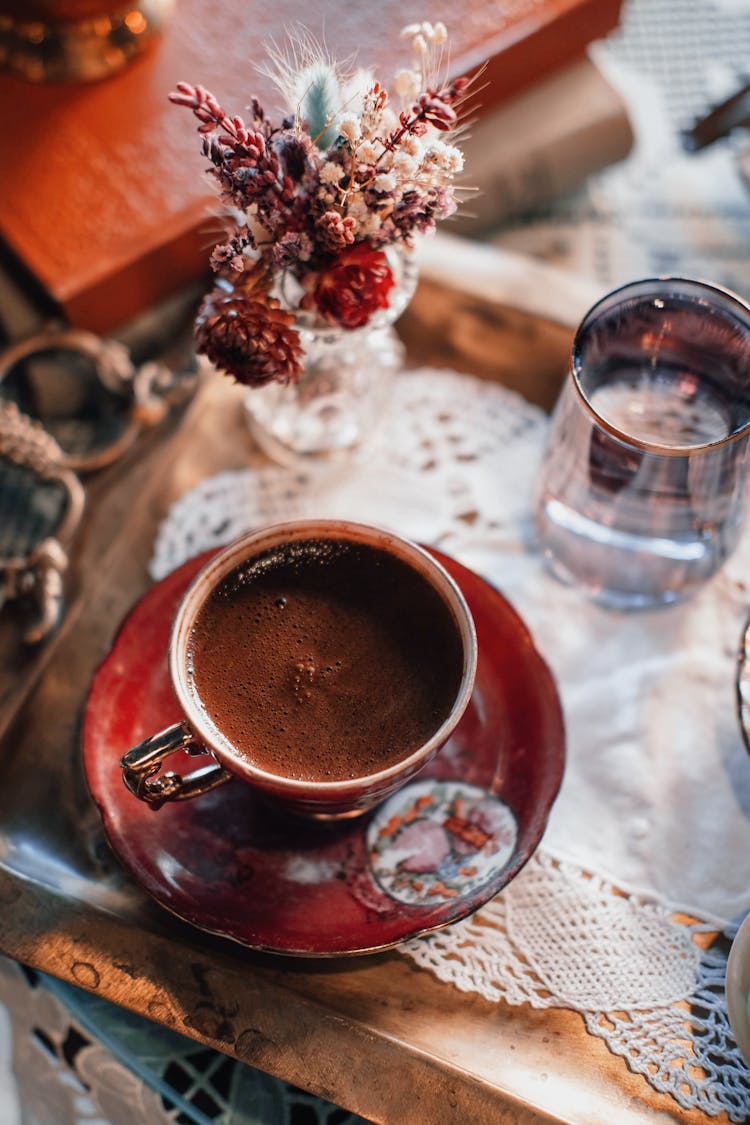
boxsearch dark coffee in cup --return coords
[187,537,465,783]
[121,520,477,819]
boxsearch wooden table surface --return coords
[0,235,730,1124]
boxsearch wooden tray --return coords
[0,239,718,1124]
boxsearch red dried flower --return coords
[414,92,457,131]
[309,246,395,329]
[195,284,303,386]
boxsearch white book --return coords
[453,54,634,232]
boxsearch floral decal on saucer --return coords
[367,779,518,906]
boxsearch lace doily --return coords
[151,368,546,584]
[150,368,750,1119]
[406,852,749,1122]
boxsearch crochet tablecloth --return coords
[150,367,750,1120]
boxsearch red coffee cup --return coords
[120,519,477,820]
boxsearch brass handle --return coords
[120,722,232,808]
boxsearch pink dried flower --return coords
[170,82,297,231]
[169,82,225,132]
[209,228,253,275]
[317,211,356,251]
[270,230,314,270]
[390,185,457,240]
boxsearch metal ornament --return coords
[0,325,196,473]
[0,325,197,643]
[0,401,85,644]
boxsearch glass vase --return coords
[243,249,418,470]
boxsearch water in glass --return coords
[535,280,750,608]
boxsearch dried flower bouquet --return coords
[170,22,471,388]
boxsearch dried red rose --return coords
[309,245,395,329]
[195,286,303,386]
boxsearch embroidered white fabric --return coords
[151,368,750,1119]
[0,955,369,1125]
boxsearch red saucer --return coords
[83,549,565,956]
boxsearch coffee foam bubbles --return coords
[186,537,464,784]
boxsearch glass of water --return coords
[534,277,750,608]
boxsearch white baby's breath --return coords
[423,140,465,175]
[346,196,370,223]
[399,134,423,158]
[402,20,446,44]
[400,19,450,94]
[391,151,419,178]
[356,140,380,164]
[337,114,362,144]
[379,107,399,136]
[320,161,343,184]
[345,194,385,238]
[359,209,385,237]
[372,171,397,192]
[394,68,421,99]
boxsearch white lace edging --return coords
[403,852,750,1122]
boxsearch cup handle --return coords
[120,721,232,808]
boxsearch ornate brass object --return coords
[0,325,195,642]
[0,325,195,473]
[0,401,84,644]
[0,0,175,83]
